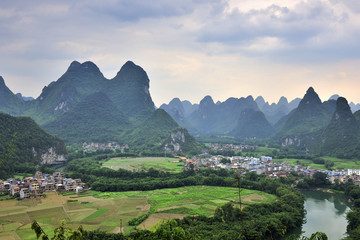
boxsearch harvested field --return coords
[102,157,184,173]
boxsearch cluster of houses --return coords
[185,155,290,178]
[207,143,257,152]
[82,142,129,152]
[183,155,360,185]
[0,171,87,199]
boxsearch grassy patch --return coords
[102,157,184,173]
[92,186,277,217]
[61,192,76,196]
[275,157,360,170]
[83,208,109,220]
[13,173,33,179]
[0,195,12,201]
[253,147,278,156]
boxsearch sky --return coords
[1,0,360,106]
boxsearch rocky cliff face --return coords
[34,147,67,165]
[164,129,186,153]
[163,127,203,154]
[281,137,301,147]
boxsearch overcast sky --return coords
[1,0,360,106]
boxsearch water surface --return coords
[301,190,351,240]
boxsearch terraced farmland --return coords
[0,186,277,239]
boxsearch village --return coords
[82,142,129,152]
[207,143,257,152]
[0,171,87,199]
[183,154,360,186]
[2,153,360,201]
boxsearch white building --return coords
[348,169,360,175]
[261,156,273,162]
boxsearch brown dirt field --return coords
[0,236,16,240]
[139,213,186,230]
[242,194,265,202]
[135,203,150,211]
[135,204,150,211]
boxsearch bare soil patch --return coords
[242,194,265,202]
[177,191,188,194]
[140,213,186,230]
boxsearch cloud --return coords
[1,0,360,105]
[196,0,360,62]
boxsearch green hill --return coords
[15,60,155,126]
[43,92,129,143]
[0,61,203,154]
[24,61,107,125]
[279,87,333,136]
[128,109,179,150]
[0,112,67,178]
[107,61,155,119]
[0,76,24,115]
[274,87,335,148]
[126,109,202,154]
[232,109,274,139]
[319,97,360,158]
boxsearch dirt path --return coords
[110,226,124,234]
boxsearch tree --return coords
[31,220,84,240]
[307,232,328,240]
[220,158,230,164]
[286,232,328,240]
[312,172,329,187]
[153,219,190,240]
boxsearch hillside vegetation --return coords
[0,112,67,178]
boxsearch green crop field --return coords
[91,185,277,218]
[275,157,360,170]
[0,186,276,238]
[102,157,184,173]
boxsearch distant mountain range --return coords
[160,94,301,138]
[255,96,301,125]
[160,87,360,158]
[273,87,360,158]
[16,93,34,101]
[0,61,202,154]
[2,60,360,158]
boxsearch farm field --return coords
[275,157,360,170]
[0,186,276,238]
[102,157,184,173]
[91,185,277,217]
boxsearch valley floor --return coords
[0,186,276,239]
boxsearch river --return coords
[300,190,351,240]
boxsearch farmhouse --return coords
[3,171,88,199]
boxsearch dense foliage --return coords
[0,112,67,178]
[276,87,334,138]
[319,97,360,158]
[43,92,129,144]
